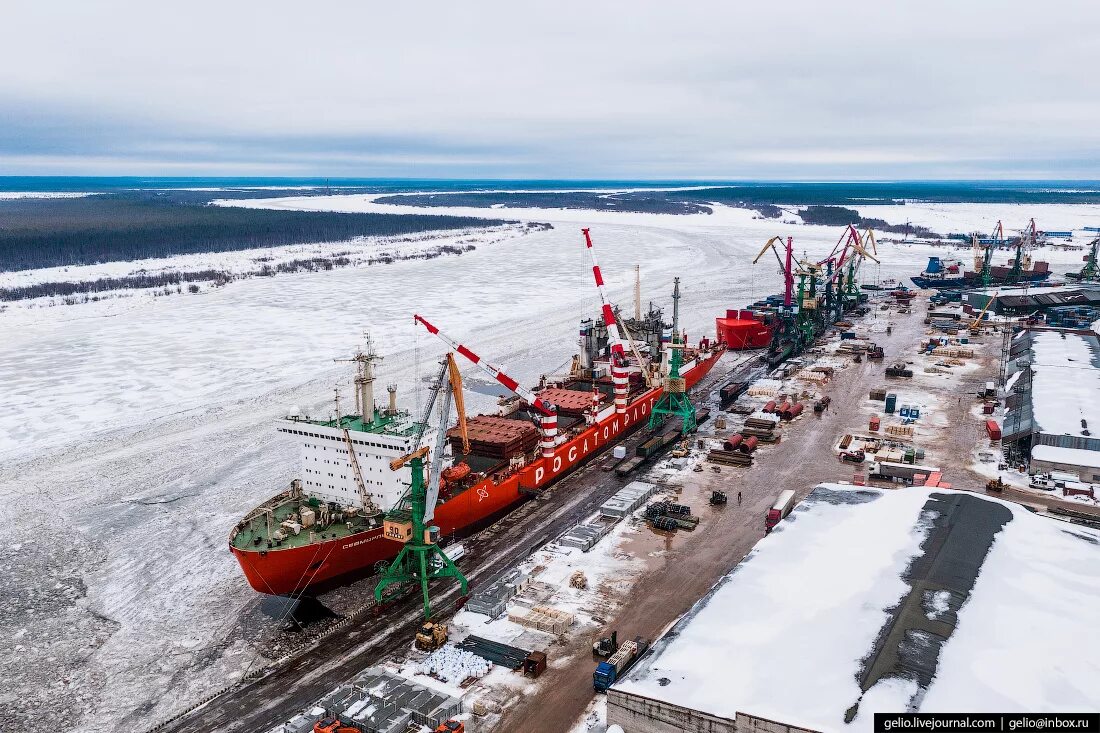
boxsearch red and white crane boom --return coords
[581,228,628,363]
[413,314,559,457]
[581,228,631,414]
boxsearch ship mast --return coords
[335,333,383,426]
[634,264,642,321]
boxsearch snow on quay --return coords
[612,484,1100,731]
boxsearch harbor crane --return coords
[582,228,633,415]
[1068,237,1100,282]
[752,235,796,309]
[374,353,469,620]
[414,314,560,457]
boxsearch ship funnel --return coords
[387,384,397,415]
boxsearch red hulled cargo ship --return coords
[229,234,725,597]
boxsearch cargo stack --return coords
[558,521,615,552]
[507,605,575,634]
[452,415,540,458]
[599,481,659,519]
[465,568,529,618]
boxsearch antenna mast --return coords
[634,264,642,320]
[335,333,384,426]
[672,277,681,343]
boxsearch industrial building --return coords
[607,484,1100,733]
[271,667,462,733]
[1002,328,1100,481]
[961,285,1100,318]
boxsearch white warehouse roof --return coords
[612,484,1100,731]
[1028,331,1100,440]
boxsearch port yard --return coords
[152,350,763,733]
[247,282,1100,733]
[7,194,1100,733]
[234,291,960,732]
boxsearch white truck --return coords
[765,489,796,532]
[867,461,941,485]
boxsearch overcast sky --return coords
[2,1,1100,179]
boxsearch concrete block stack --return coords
[599,481,659,519]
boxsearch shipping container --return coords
[985,419,1002,441]
[869,416,880,431]
[885,394,897,414]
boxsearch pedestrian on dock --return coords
[737,491,742,505]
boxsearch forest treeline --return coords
[798,206,941,238]
[0,196,509,271]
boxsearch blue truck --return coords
[593,636,649,691]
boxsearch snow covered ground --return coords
[0,191,98,199]
[0,225,514,294]
[853,202,1100,238]
[5,189,1100,732]
[614,484,1100,730]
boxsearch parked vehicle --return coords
[415,621,448,651]
[593,636,649,691]
[867,460,941,484]
[765,489,796,532]
[314,720,361,733]
[434,721,465,733]
[985,419,1002,441]
[841,450,866,464]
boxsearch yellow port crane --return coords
[969,290,1000,333]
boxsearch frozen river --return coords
[2,194,1098,731]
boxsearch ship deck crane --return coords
[374,357,468,620]
[336,400,380,517]
[415,314,560,458]
[582,228,633,415]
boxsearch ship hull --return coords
[231,347,725,596]
[910,271,1051,289]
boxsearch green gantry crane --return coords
[374,356,468,620]
[649,276,697,435]
[648,337,696,435]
